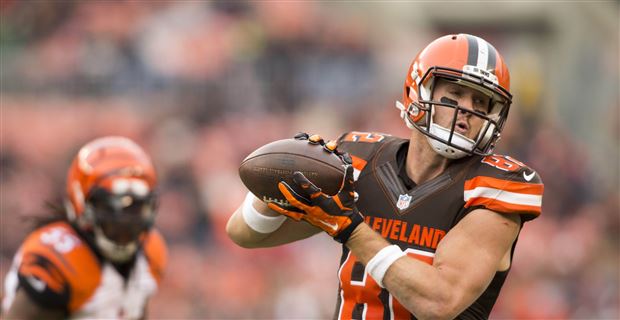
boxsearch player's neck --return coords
[406,132,450,184]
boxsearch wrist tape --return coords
[242,192,286,233]
[366,245,406,288]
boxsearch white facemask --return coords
[94,227,139,263]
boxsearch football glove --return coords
[268,164,363,244]
[293,132,353,165]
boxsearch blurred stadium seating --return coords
[1,1,618,318]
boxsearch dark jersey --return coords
[334,131,543,320]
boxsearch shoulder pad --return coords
[464,155,544,221]
[337,131,394,159]
[142,228,167,284]
[337,131,405,180]
[18,222,102,312]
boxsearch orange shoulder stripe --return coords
[464,176,543,215]
[465,196,542,216]
[465,176,544,195]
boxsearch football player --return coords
[226,34,543,319]
[2,136,167,319]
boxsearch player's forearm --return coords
[226,196,321,248]
[383,255,467,319]
[225,207,274,248]
[346,224,467,319]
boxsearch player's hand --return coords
[268,164,363,244]
[293,132,353,165]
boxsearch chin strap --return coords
[395,101,417,130]
[426,123,473,159]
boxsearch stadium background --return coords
[0,1,618,318]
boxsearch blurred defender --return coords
[227,34,544,319]
[2,136,167,319]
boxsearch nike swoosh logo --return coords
[318,220,339,232]
[523,171,535,182]
[26,276,46,292]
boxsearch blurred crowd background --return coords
[1,1,618,319]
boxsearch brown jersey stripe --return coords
[377,162,406,201]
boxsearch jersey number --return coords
[481,155,525,172]
[40,227,80,253]
[343,131,386,143]
[338,249,434,319]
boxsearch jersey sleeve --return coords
[17,249,70,310]
[15,222,102,313]
[337,131,397,181]
[464,155,544,222]
[337,131,391,159]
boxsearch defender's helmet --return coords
[66,136,157,263]
[396,34,512,159]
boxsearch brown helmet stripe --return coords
[466,34,479,66]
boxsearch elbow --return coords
[225,217,262,249]
[226,222,249,248]
[228,236,256,249]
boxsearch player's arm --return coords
[347,209,520,319]
[269,164,524,319]
[5,288,66,320]
[226,194,321,248]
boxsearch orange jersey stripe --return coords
[465,176,543,195]
[351,155,367,172]
[464,176,543,215]
[350,155,367,181]
[19,262,64,292]
[466,196,542,216]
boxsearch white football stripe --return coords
[476,36,489,70]
[464,186,542,207]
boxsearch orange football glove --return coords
[268,164,363,244]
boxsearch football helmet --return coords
[65,136,158,263]
[396,34,512,159]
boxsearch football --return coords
[239,138,345,211]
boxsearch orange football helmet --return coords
[66,136,158,262]
[396,34,512,158]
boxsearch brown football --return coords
[239,138,345,211]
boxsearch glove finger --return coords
[340,152,353,165]
[308,134,324,145]
[292,171,323,199]
[267,202,304,221]
[340,165,356,196]
[278,181,312,211]
[294,132,309,140]
[324,140,337,153]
